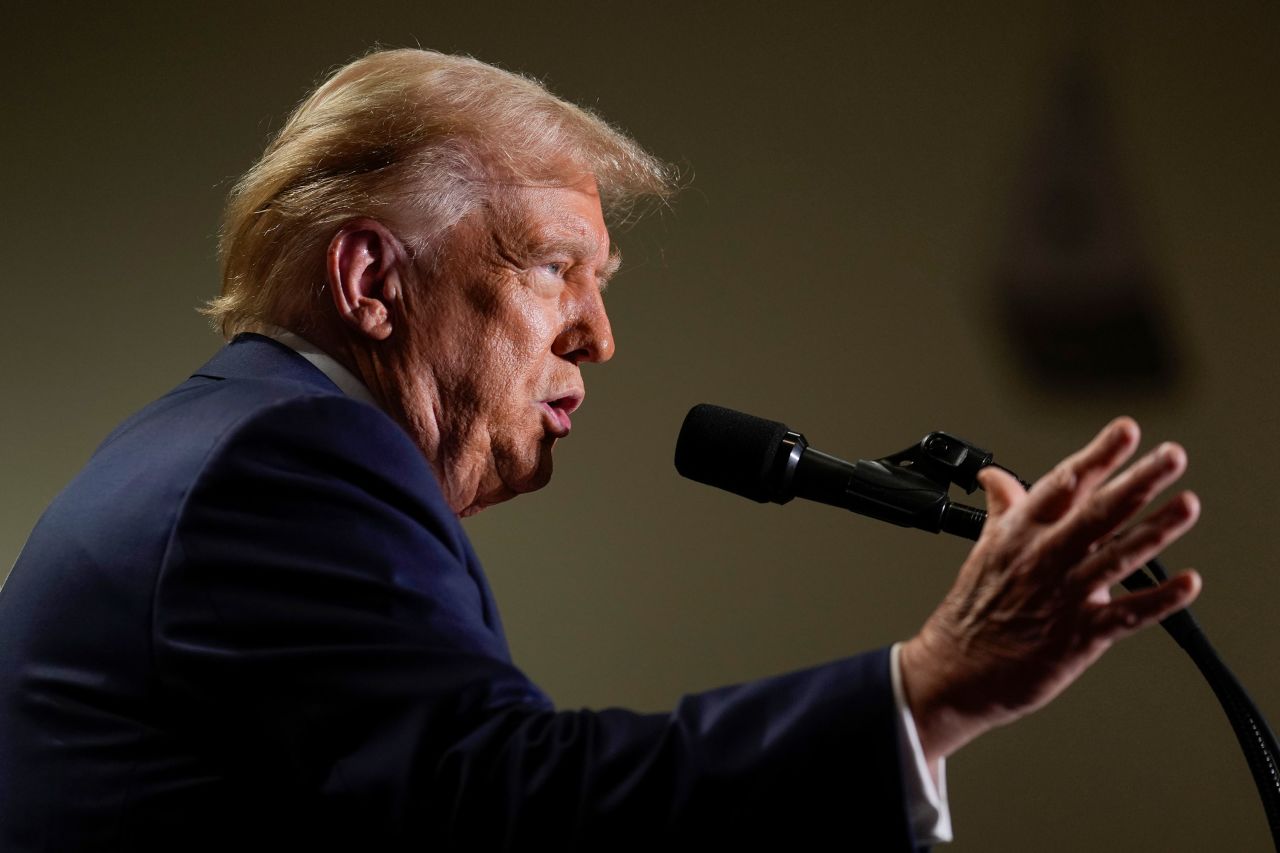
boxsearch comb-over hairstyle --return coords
[204,48,676,337]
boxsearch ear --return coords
[326,219,409,341]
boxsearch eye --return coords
[542,261,568,277]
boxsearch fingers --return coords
[1048,442,1190,561]
[1067,491,1201,590]
[1092,569,1202,642]
[1024,417,1141,524]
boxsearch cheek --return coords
[479,303,560,387]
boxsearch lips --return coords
[539,392,583,437]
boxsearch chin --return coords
[515,443,557,493]
[518,446,556,493]
[464,444,555,517]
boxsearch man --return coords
[0,48,1200,850]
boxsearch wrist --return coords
[899,632,990,765]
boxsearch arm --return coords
[154,394,921,849]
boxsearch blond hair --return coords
[204,48,675,337]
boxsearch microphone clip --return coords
[877,432,1021,494]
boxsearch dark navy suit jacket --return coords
[0,334,918,850]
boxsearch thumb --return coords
[978,466,1026,517]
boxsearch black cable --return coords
[1123,563,1280,847]
[958,460,1280,849]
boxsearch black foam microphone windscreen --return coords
[674,404,789,503]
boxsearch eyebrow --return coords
[598,248,623,291]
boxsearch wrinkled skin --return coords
[317,177,618,517]
[901,417,1201,766]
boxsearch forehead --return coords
[491,180,611,257]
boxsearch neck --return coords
[280,315,494,517]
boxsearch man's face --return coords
[386,177,618,516]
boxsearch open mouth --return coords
[539,394,582,436]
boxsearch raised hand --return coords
[899,417,1202,765]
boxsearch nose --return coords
[553,286,615,365]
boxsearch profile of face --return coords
[343,177,619,516]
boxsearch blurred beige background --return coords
[3,1,1277,849]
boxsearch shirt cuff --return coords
[890,641,953,844]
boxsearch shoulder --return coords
[156,388,514,677]
[172,384,466,561]
[208,390,430,487]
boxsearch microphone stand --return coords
[879,432,1280,851]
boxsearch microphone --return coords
[674,403,987,540]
